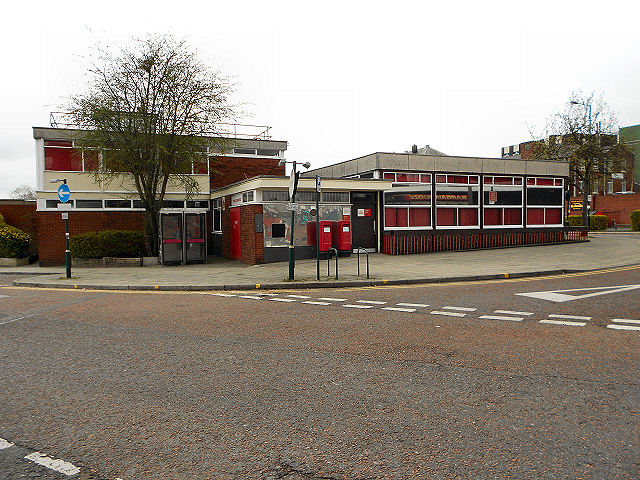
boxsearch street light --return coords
[50,178,71,278]
[278,160,311,280]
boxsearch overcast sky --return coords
[2,0,640,198]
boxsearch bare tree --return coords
[11,185,37,201]
[67,35,238,255]
[534,91,633,227]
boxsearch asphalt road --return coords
[1,267,639,479]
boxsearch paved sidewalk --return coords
[2,232,640,291]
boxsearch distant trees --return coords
[67,35,238,255]
[533,91,633,227]
[11,185,37,201]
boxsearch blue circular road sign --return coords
[57,184,71,203]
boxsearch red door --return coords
[230,207,241,260]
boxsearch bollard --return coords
[327,247,338,279]
[356,247,370,279]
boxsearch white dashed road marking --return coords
[318,297,347,302]
[287,294,311,299]
[303,301,331,306]
[269,298,296,302]
[213,293,236,297]
[238,295,262,300]
[548,314,592,321]
[607,319,640,331]
[430,311,467,317]
[494,310,534,316]
[539,319,586,327]
[479,315,524,322]
[343,304,374,309]
[382,307,417,313]
[442,306,477,312]
[397,303,429,308]
[24,452,81,476]
[0,438,14,449]
[356,300,387,305]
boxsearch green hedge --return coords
[0,224,31,258]
[631,210,640,231]
[566,214,608,230]
[70,230,145,258]
[590,214,608,231]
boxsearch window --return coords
[212,198,222,232]
[162,200,185,209]
[483,177,524,228]
[434,178,480,228]
[105,199,131,208]
[263,190,290,202]
[75,199,103,209]
[526,177,564,227]
[322,192,350,203]
[242,191,254,203]
[383,186,432,230]
[295,191,318,202]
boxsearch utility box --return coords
[333,220,352,256]
[318,220,333,252]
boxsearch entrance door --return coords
[350,192,377,252]
[230,207,241,260]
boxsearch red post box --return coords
[318,220,333,252]
[336,220,351,254]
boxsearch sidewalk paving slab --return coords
[2,232,639,291]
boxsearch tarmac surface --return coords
[3,231,640,291]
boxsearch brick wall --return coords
[37,211,144,265]
[210,156,285,189]
[592,193,640,226]
[0,201,38,256]
[239,204,264,265]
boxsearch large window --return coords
[435,175,480,228]
[526,177,564,226]
[483,176,523,228]
[384,185,432,229]
[44,140,99,172]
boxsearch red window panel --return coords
[527,208,545,225]
[396,173,419,182]
[193,159,208,174]
[385,207,408,227]
[503,208,522,225]
[436,208,456,226]
[484,176,493,185]
[537,178,554,186]
[554,179,563,186]
[420,174,431,184]
[484,208,502,226]
[383,172,395,180]
[494,176,513,185]
[409,208,430,227]
[448,175,468,184]
[45,147,82,171]
[469,176,479,184]
[527,178,536,185]
[436,175,447,183]
[83,150,99,171]
[458,208,478,226]
[44,140,72,147]
[545,208,562,224]
[514,177,523,185]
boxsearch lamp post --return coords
[50,178,71,278]
[278,160,311,280]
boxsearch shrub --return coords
[0,213,4,224]
[567,215,583,227]
[590,214,608,231]
[0,224,30,258]
[70,230,145,258]
[631,210,640,231]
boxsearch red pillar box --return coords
[334,220,352,256]
[318,220,333,252]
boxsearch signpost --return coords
[51,179,71,278]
